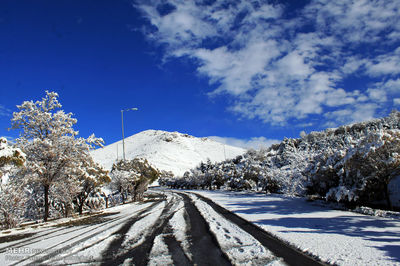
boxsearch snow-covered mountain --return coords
[91,130,246,176]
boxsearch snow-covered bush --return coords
[111,158,160,203]
[73,157,110,215]
[0,137,26,228]
[158,170,174,186]
[0,176,27,229]
[85,192,106,211]
[0,137,25,177]
[168,110,400,210]
[329,129,400,209]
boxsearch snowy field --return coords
[191,190,400,266]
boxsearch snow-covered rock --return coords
[91,130,245,177]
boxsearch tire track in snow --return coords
[176,192,232,266]
[52,200,165,264]
[100,193,182,265]
[1,190,327,265]
[159,195,191,265]
[165,198,193,264]
[0,209,136,253]
[9,217,125,266]
[192,192,327,266]
[0,224,101,253]
[187,193,281,265]
[148,234,174,265]
[1,216,124,266]
[163,233,191,265]
[17,201,162,265]
[99,200,166,263]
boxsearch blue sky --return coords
[1,0,399,149]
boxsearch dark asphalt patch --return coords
[177,192,232,266]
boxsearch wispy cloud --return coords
[2,136,15,143]
[208,136,279,150]
[136,0,400,127]
[0,104,11,117]
[323,103,378,128]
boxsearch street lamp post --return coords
[223,143,226,161]
[121,107,138,161]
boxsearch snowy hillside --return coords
[167,111,400,208]
[91,130,245,176]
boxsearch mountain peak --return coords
[91,130,245,177]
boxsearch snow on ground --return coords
[91,130,245,176]
[121,201,165,250]
[188,192,284,265]
[190,190,400,266]
[0,201,157,265]
[148,234,174,266]
[168,199,192,261]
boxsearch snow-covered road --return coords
[0,190,323,266]
[192,190,400,266]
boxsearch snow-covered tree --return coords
[11,91,105,221]
[158,170,174,186]
[111,168,135,204]
[111,158,160,203]
[74,157,110,215]
[327,129,400,209]
[0,177,26,229]
[51,174,79,218]
[0,137,26,228]
[0,137,25,178]
[168,110,400,210]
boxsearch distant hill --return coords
[91,130,246,177]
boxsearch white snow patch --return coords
[168,199,192,261]
[148,234,174,266]
[121,201,166,249]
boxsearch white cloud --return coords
[324,103,378,127]
[365,78,400,110]
[394,98,400,105]
[136,0,400,127]
[304,0,400,44]
[381,78,400,93]
[0,105,11,117]
[350,104,379,123]
[208,136,279,150]
[367,88,387,102]
[277,51,313,78]
[341,57,367,75]
[365,52,400,77]
[138,1,217,50]
[193,40,281,96]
